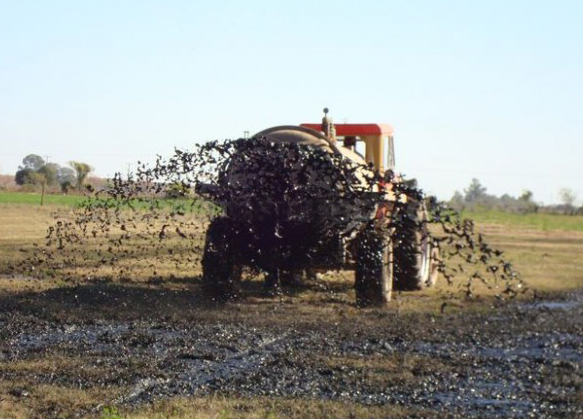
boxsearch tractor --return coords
[200,109,439,306]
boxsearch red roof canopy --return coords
[300,123,394,136]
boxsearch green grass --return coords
[461,209,583,232]
[2,191,581,232]
[0,191,86,207]
[0,191,218,215]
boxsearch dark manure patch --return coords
[0,298,581,418]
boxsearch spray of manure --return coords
[7,137,527,302]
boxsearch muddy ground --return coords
[0,279,581,419]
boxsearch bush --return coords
[19,184,38,193]
[165,182,191,199]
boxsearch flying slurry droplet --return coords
[10,135,525,302]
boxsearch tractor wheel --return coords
[394,201,439,290]
[280,270,303,287]
[426,245,440,287]
[263,269,302,295]
[202,217,241,299]
[355,225,393,307]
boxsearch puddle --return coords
[521,300,583,311]
[518,292,583,312]
[409,331,583,364]
[122,332,287,403]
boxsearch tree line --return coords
[14,154,93,193]
[449,178,582,215]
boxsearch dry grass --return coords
[0,204,60,241]
[1,201,583,315]
[99,397,416,419]
[0,381,116,419]
[0,203,207,285]
[478,223,583,292]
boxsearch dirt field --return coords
[0,204,582,418]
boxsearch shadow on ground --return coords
[0,276,355,323]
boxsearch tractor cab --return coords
[300,108,395,175]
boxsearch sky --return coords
[1,0,582,204]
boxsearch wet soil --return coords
[0,283,582,418]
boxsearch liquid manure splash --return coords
[6,137,527,303]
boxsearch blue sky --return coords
[1,0,582,204]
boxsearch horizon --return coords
[0,163,573,208]
[1,1,582,205]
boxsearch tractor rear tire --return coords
[355,226,393,307]
[280,270,303,287]
[202,217,241,299]
[394,201,439,290]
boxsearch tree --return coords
[464,178,487,203]
[27,171,47,186]
[57,166,76,184]
[37,163,60,185]
[69,161,93,190]
[519,190,533,203]
[14,168,35,185]
[449,190,465,211]
[22,154,45,171]
[57,167,76,193]
[60,180,73,193]
[559,188,577,207]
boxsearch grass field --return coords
[462,208,583,232]
[0,200,582,418]
[1,200,582,308]
[4,191,581,231]
[0,191,87,207]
